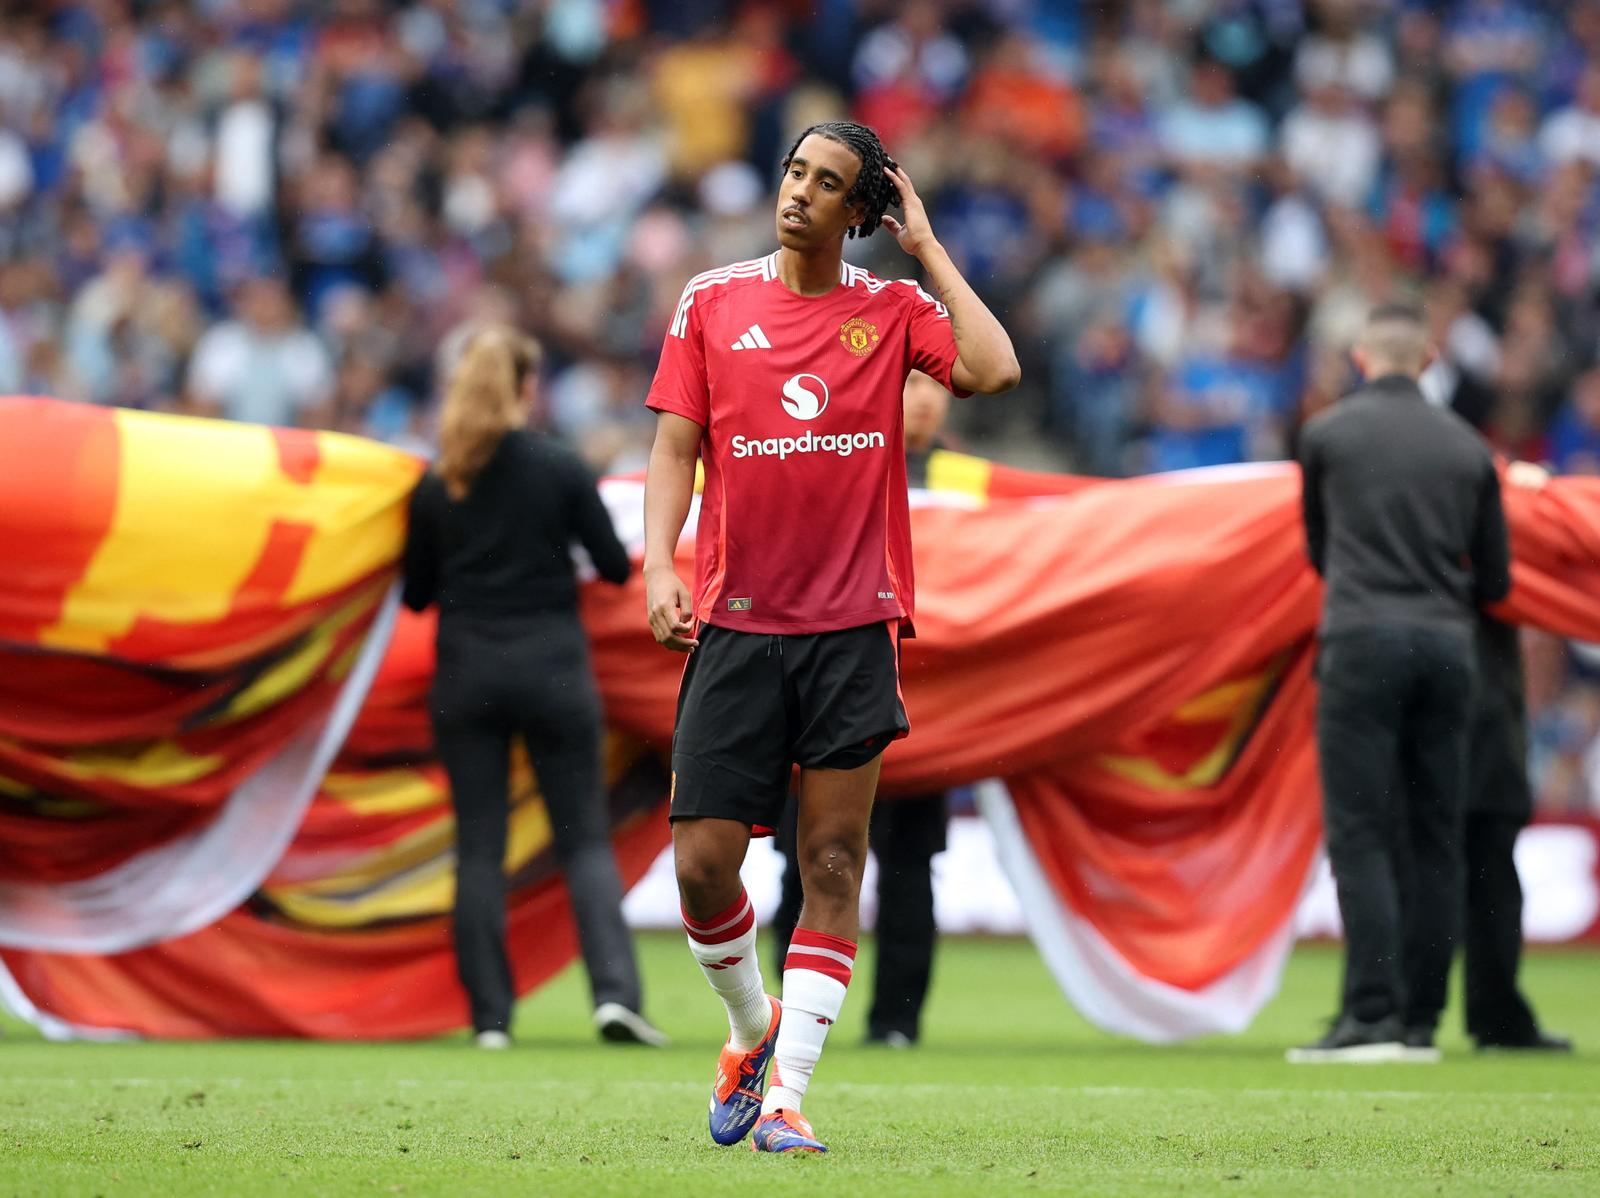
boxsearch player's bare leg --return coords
[674,816,749,923]
[792,760,880,940]
[675,815,774,1050]
[675,815,782,1144]
[754,756,881,1152]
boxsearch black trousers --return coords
[1316,624,1476,1025]
[1401,619,1542,1039]
[430,612,642,1033]
[1461,810,1539,1041]
[772,793,947,1041]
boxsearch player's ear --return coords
[846,199,865,229]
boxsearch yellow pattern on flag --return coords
[265,797,555,927]
[221,583,388,722]
[322,768,447,817]
[41,412,418,654]
[926,449,994,500]
[10,738,225,788]
[1097,666,1277,791]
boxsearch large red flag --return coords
[3,400,1598,1039]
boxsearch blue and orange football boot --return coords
[708,995,781,1145]
[750,1107,827,1154]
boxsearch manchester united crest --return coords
[838,316,880,357]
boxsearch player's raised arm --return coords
[880,164,1021,396]
[643,411,701,652]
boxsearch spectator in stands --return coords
[1443,0,1544,157]
[1539,65,1600,168]
[1159,59,1271,171]
[10,0,1600,808]
[1548,368,1600,475]
[852,1,968,108]
[186,276,332,428]
[1281,82,1381,209]
[1474,87,1544,184]
[961,28,1084,164]
[1294,0,1395,103]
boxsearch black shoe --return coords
[1287,1014,1414,1064]
[1477,1030,1573,1052]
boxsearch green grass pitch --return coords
[0,936,1594,1196]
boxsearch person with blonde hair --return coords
[403,325,664,1049]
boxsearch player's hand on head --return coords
[880,165,935,257]
[644,565,698,652]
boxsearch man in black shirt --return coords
[1403,462,1571,1053]
[1289,304,1511,1063]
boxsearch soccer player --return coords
[642,121,1019,1153]
[770,370,957,1048]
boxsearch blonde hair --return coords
[435,326,542,500]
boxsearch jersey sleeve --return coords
[646,282,710,425]
[903,281,972,398]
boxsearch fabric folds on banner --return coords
[0,588,399,953]
[4,399,1600,1041]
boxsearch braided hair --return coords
[779,121,900,239]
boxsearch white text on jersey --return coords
[730,430,887,461]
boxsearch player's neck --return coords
[774,245,843,297]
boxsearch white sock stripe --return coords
[686,925,754,958]
[786,944,855,970]
[687,897,753,939]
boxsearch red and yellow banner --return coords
[4,398,1599,1040]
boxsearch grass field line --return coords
[6,1076,1584,1103]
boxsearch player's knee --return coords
[674,849,741,913]
[799,837,867,902]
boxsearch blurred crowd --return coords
[5,0,1600,812]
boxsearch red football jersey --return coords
[647,251,965,635]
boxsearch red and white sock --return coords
[683,888,770,1051]
[762,928,855,1114]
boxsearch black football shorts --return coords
[669,621,910,829]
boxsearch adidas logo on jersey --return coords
[730,324,772,351]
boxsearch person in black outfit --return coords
[1290,303,1511,1063]
[402,325,664,1049]
[1402,460,1571,1052]
[1456,614,1568,1051]
[772,371,952,1047]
